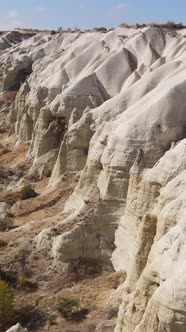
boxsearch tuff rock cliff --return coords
[1,27,186,331]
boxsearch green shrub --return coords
[20,184,38,200]
[17,276,38,292]
[119,21,185,30]
[0,280,14,326]
[48,316,57,325]
[93,27,107,33]
[56,297,88,321]
[51,30,57,35]
[119,22,129,28]
[0,240,7,248]
[56,297,80,320]
[43,168,52,178]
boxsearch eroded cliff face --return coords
[114,141,186,331]
[1,27,186,331]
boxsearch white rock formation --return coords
[1,26,186,331]
[0,202,11,230]
[0,31,34,52]
[5,323,28,332]
[113,139,186,331]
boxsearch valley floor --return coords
[0,135,125,332]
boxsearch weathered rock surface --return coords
[0,31,34,52]
[114,140,186,331]
[0,202,11,230]
[1,26,186,331]
[5,323,28,332]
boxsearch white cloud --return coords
[7,10,20,18]
[113,3,128,10]
[0,8,29,31]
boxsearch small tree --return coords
[58,26,63,32]
[165,21,176,29]
[0,280,14,327]
[74,26,80,32]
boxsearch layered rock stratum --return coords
[1,26,186,331]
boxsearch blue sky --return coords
[0,0,185,31]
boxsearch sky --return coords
[0,0,186,31]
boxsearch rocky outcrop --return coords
[0,202,11,230]
[114,140,186,332]
[1,26,186,331]
[0,31,34,52]
[5,323,28,332]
